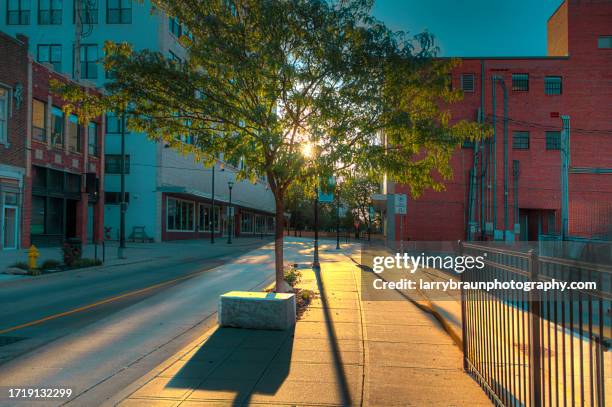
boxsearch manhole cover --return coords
[0,336,27,347]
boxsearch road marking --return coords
[0,263,222,336]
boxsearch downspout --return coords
[491,77,497,237]
[513,160,519,237]
[480,60,486,239]
[501,78,509,238]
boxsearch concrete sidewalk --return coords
[111,241,490,406]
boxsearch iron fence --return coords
[460,241,611,407]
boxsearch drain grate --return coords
[0,336,27,347]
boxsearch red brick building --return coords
[0,32,104,250]
[390,0,612,242]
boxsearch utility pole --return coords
[227,181,233,244]
[336,185,340,250]
[560,115,570,240]
[210,164,215,244]
[118,110,126,258]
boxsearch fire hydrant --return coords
[28,245,39,270]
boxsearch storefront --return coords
[162,193,275,241]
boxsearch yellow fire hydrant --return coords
[28,245,39,270]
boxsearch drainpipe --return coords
[492,75,508,240]
[491,78,497,237]
[480,60,486,239]
[560,115,570,240]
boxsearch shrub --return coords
[301,289,315,303]
[40,259,61,270]
[11,262,29,270]
[72,258,102,268]
[284,266,302,287]
[62,243,81,266]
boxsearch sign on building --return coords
[394,194,407,215]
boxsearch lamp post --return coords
[313,183,320,269]
[227,181,234,244]
[210,163,215,244]
[336,178,341,250]
[118,110,127,259]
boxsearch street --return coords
[0,238,298,406]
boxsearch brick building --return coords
[0,32,104,250]
[384,0,612,243]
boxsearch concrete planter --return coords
[218,291,296,330]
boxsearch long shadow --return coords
[312,245,354,406]
[166,326,293,406]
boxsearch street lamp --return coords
[336,177,342,250]
[227,181,234,244]
[210,163,215,244]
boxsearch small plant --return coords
[40,259,61,270]
[62,243,81,267]
[11,262,29,271]
[301,289,315,303]
[72,258,102,268]
[284,266,302,287]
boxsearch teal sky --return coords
[372,0,564,57]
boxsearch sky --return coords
[372,0,564,57]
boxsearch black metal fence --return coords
[459,241,611,407]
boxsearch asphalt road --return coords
[0,238,292,407]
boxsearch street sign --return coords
[318,190,334,203]
[394,194,407,215]
[369,206,375,219]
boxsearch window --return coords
[241,212,254,233]
[512,131,529,149]
[77,44,98,79]
[51,106,64,147]
[512,73,529,91]
[38,0,61,24]
[0,87,8,144]
[106,112,125,133]
[74,0,97,24]
[37,44,62,71]
[167,198,194,231]
[460,73,475,92]
[546,131,561,150]
[106,0,131,24]
[32,99,47,142]
[598,36,612,49]
[67,114,81,152]
[169,17,182,37]
[7,0,31,25]
[198,204,220,231]
[105,154,130,174]
[87,122,98,155]
[544,76,562,95]
[104,191,129,204]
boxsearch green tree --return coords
[55,0,486,292]
[340,172,380,238]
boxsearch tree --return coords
[340,171,380,239]
[55,0,486,292]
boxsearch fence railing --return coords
[459,241,611,407]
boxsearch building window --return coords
[241,211,254,233]
[544,76,562,95]
[512,131,529,149]
[51,106,64,147]
[169,17,182,37]
[460,73,475,92]
[74,0,97,24]
[32,99,47,142]
[597,36,612,49]
[106,112,125,133]
[546,131,561,150]
[7,0,31,25]
[38,0,62,24]
[77,44,98,79]
[512,73,529,91]
[105,154,130,174]
[67,114,81,152]
[104,191,129,204]
[0,87,8,144]
[167,198,194,231]
[198,204,220,232]
[87,122,98,155]
[37,44,62,71]
[106,0,131,24]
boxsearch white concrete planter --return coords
[218,291,296,330]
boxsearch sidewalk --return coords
[0,237,273,282]
[112,240,491,406]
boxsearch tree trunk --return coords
[274,197,286,293]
